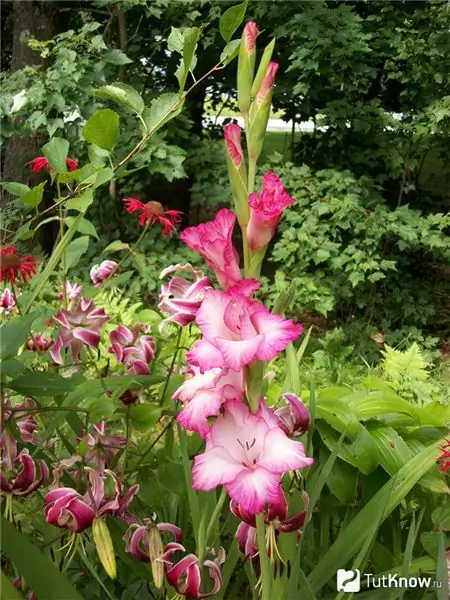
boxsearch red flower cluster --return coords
[438,438,450,472]
[0,245,37,285]
[28,156,78,174]
[123,197,183,236]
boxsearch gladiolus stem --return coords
[256,513,271,600]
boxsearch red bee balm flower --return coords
[28,156,78,173]
[123,198,183,236]
[438,438,450,472]
[0,245,37,284]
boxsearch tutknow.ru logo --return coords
[336,569,442,592]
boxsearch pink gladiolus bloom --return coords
[274,393,311,438]
[247,171,295,251]
[90,260,118,287]
[174,366,244,437]
[124,197,183,236]
[158,263,212,330]
[45,468,139,533]
[159,543,224,599]
[109,324,155,375]
[192,400,313,515]
[28,156,78,173]
[0,288,15,314]
[50,298,109,365]
[224,124,244,169]
[124,521,182,562]
[243,21,259,54]
[255,61,279,107]
[179,208,242,290]
[1,449,49,497]
[187,281,302,372]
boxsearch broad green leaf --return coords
[1,516,84,600]
[326,457,358,502]
[104,240,129,253]
[167,27,184,53]
[178,27,200,90]
[315,398,360,438]
[1,571,24,599]
[19,182,46,208]
[103,49,133,65]
[0,311,41,359]
[42,137,69,172]
[143,93,183,134]
[219,1,248,42]
[220,39,241,65]
[93,167,114,188]
[437,529,449,600]
[413,401,450,427]
[96,82,145,115]
[369,426,411,474]
[65,188,94,213]
[307,439,443,593]
[345,390,418,422]
[317,422,378,474]
[130,403,162,431]
[1,182,30,196]
[0,359,27,378]
[7,371,75,396]
[66,235,90,269]
[65,216,98,239]
[82,109,119,151]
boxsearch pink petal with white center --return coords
[226,468,284,515]
[177,389,223,437]
[258,428,314,473]
[229,278,260,297]
[187,339,224,371]
[215,337,261,371]
[192,447,243,490]
[252,309,303,360]
[172,367,221,402]
[195,290,233,341]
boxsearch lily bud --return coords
[93,518,117,579]
[274,392,311,438]
[148,523,165,588]
[248,61,279,161]
[224,124,249,226]
[237,21,259,115]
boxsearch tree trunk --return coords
[1,1,60,205]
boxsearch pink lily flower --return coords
[235,521,258,562]
[179,208,242,290]
[59,281,82,308]
[0,288,15,314]
[44,468,139,533]
[159,543,224,599]
[50,297,109,365]
[187,280,303,372]
[174,366,244,437]
[26,333,54,353]
[1,449,49,497]
[273,393,311,438]
[90,260,118,287]
[192,400,313,515]
[158,263,212,330]
[12,577,38,600]
[247,172,295,251]
[124,521,182,562]
[78,422,128,470]
[109,324,155,375]
[1,396,39,451]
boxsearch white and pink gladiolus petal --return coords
[247,171,295,251]
[45,487,95,533]
[174,367,244,437]
[275,392,311,438]
[179,208,242,290]
[189,285,303,372]
[0,288,15,314]
[90,260,118,287]
[158,264,212,331]
[192,400,313,515]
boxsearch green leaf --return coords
[104,240,129,253]
[315,398,360,439]
[96,82,145,115]
[82,109,119,151]
[326,458,358,503]
[307,439,443,593]
[142,93,183,134]
[19,182,46,208]
[317,422,378,474]
[177,27,200,90]
[66,235,90,269]
[6,371,75,396]
[0,312,41,360]
[130,404,162,431]
[93,167,114,188]
[42,137,70,172]
[167,27,184,53]
[65,216,98,239]
[219,1,248,43]
[1,182,30,197]
[345,390,418,423]
[65,188,94,213]
[220,39,241,65]
[1,570,24,599]
[1,516,84,600]
[103,49,133,65]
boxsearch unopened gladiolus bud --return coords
[248,61,279,161]
[251,38,276,100]
[93,518,117,579]
[237,21,259,115]
[224,124,249,226]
